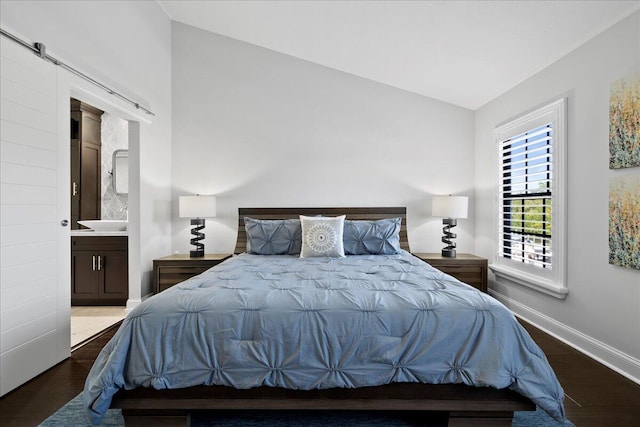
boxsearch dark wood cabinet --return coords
[153,254,232,294]
[71,99,103,229]
[72,236,128,305]
[412,253,488,293]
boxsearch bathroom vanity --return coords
[71,233,128,306]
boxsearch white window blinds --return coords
[499,123,553,269]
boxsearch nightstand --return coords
[412,253,488,293]
[153,254,232,293]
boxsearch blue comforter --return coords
[84,251,565,424]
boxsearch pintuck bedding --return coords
[84,250,565,425]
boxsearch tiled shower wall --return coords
[101,112,128,220]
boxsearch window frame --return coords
[490,98,568,299]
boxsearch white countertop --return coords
[70,230,128,237]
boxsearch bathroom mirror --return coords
[112,149,129,195]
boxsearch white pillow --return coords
[300,215,346,258]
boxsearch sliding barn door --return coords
[0,37,70,396]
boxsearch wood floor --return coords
[521,322,640,426]
[0,319,638,426]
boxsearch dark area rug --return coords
[40,392,574,426]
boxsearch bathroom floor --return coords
[71,306,126,349]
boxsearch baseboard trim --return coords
[489,289,640,385]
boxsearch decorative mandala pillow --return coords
[343,218,402,255]
[300,215,346,258]
[244,217,302,255]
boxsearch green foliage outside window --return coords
[508,199,551,236]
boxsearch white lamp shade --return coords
[432,196,468,219]
[179,195,217,218]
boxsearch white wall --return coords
[171,23,475,255]
[0,1,172,305]
[475,11,640,381]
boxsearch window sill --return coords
[489,264,568,299]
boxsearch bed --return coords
[84,207,565,426]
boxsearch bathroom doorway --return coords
[70,100,130,349]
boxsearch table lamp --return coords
[179,195,217,257]
[432,195,468,258]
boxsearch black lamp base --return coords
[190,249,205,258]
[441,218,458,258]
[189,218,206,258]
[442,248,456,258]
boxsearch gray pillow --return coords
[244,217,302,255]
[300,215,346,258]
[343,218,402,255]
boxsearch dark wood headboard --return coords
[235,207,409,254]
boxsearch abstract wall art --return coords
[609,172,640,270]
[609,72,640,169]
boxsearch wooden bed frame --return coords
[110,207,535,426]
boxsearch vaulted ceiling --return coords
[158,0,639,110]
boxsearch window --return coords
[491,99,568,298]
